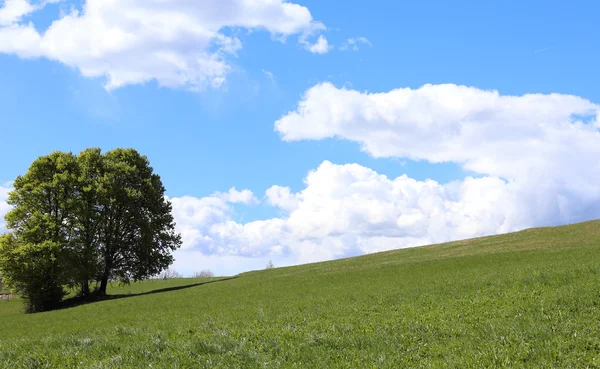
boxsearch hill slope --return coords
[1,221,600,368]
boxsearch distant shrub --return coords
[193,270,214,278]
[158,269,183,279]
[265,260,274,270]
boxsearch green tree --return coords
[0,152,80,312]
[0,149,182,311]
[72,148,105,297]
[94,149,182,296]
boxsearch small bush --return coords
[0,235,67,313]
[158,269,183,279]
[193,270,214,278]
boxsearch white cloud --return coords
[276,83,600,181]
[223,187,260,205]
[160,83,600,275]
[0,0,326,89]
[167,161,526,274]
[304,34,331,54]
[161,83,600,275]
[266,185,299,212]
[170,147,600,276]
[0,0,35,26]
[171,251,293,276]
[274,82,600,224]
[340,36,371,51]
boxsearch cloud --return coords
[170,139,600,276]
[265,185,299,212]
[303,34,331,54]
[0,0,35,26]
[167,161,533,275]
[276,83,600,182]
[340,37,371,51]
[222,187,260,205]
[0,0,326,90]
[98,83,600,275]
[262,69,276,83]
[171,251,293,276]
[273,82,600,227]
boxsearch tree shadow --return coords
[58,277,238,310]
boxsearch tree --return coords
[266,260,274,270]
[0,148,182,311]
[93,149,182,295]
[72,148,105,297]
[0,152,80,311]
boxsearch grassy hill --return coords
[1,221,600,368]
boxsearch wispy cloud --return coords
[340,37,372,51]
[262,69,276,83]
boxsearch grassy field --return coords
[1,221,600,368]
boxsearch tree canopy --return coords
[0,148,181,312]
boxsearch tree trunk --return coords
[98,276,108,296]
[98,251,112,297]
[82,281,90,297]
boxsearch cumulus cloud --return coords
[130,83,600,274]
[168,161,533,272]
[222,187,260,205]
[274,82,600,223]
[0,0,326,89]
[340,37,371,51]
[0,0,35,25]
[266,185,299,212]
[276,83,600,181]
[303,34,331,54]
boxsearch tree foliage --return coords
[0,148,181,311]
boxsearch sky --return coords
[0,0,599,276]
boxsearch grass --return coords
[1,220,600,368]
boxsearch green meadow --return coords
[1,220,600,368]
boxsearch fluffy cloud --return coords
[276,83,600,181]
[169,83,600,274]
[222,187,260,205]
[169,160,541,275]
[266,185,299,212]
[0,0,34,26]
[303,34,331,54]
[274,82,600,225]
[0,0,326,89]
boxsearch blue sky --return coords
[1,0,599,275]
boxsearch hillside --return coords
[1,220,600,368]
